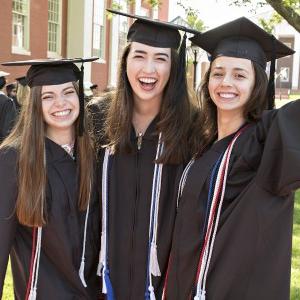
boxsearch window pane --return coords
[12,0,28,49]
[48,0,61,53]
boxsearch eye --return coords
[65,90,75,95]
[156,57,167,62]
[42,95,53,101]
[211,72,223,77]
[133,55,144,59]
[235,73,246,79]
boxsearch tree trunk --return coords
[266,0,300,33]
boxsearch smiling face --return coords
[41,82,79,139]
[126,42,171,106]
[208,56,255,116]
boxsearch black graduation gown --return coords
[0,94,16,142]
[165,100,300,300]
[99,118,183,300]
[0,138,100,300]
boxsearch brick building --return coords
[0,0,170,93]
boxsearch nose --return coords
[53,94,66,107]
[142,58,156,74]
[221,74,233,87]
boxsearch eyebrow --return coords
[41,86,75,96]
[212,66,249,73]
[133,49,170,58]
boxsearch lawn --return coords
[2,192,300,299]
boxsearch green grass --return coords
[2,192,300,299]
[291,191,300,299]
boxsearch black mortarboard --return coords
[16,76,28,87]
[107,9,198,49]
[2,57,98,135]
[190,17,295,109]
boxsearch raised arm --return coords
[256,99,300,196]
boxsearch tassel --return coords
[148,286,156,300]
[97,232,106,276]
[150,243,161,276]
[104,269,115,300]
[28,288,37,300]
[200,290,206,300]
[101,268,107,294]
[79,259,87,287]
[97,260,103,276]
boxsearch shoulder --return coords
[0,147,18,167]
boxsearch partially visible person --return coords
[15,76,30,113]
[163,17,298,300]
[6,82,17,102]
[0,70,16,142]
[0,57,101,299]
[90,84,99,97]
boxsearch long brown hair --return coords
[0,82,94,227]
[190,61,268,157]
[105,43,194,164]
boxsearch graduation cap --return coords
[107,9,200,93]
[16,76,28,87]
[6,82,17,90]
[1,57,98,135]
[0,70,9,77]
[190,17,295,109]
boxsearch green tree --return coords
[226,0,300,33]
[177,2,206,31]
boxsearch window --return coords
[92,0,106,59]
[279,67,290,82]
[48,0,61,55]
[12,0,29,51]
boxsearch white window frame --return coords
[47,0,62,58]
[12,0,31,55]
[92,0,106,62]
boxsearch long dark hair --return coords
[105,43,194,164]
[0,82,95,227]
[190,61,268,157]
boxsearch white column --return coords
[82,0,93,82]
[292,32,300,90]
[108,14,120,87]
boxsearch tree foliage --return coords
[226,0,300,33]
[177,2,206,31]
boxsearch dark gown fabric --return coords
[98,118,183,300]
[0,94,16,142]
[165,100,300,300]
[0,138,100,300]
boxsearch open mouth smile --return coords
[52,109,71,117]
[138,77,158,91]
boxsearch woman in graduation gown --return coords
[0,58,100,299]
[163,18,298,300]
[93,9,198,300]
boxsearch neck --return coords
[217,110,245,141]
[132,96,161,134]
[46,126,75,145]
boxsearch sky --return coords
[170,0,273,29]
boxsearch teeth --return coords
[53,109,71,117]
[139,77,157,84]
[219,93,237,99]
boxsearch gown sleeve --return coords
[0,148,18,295]
[256,99,300,196]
